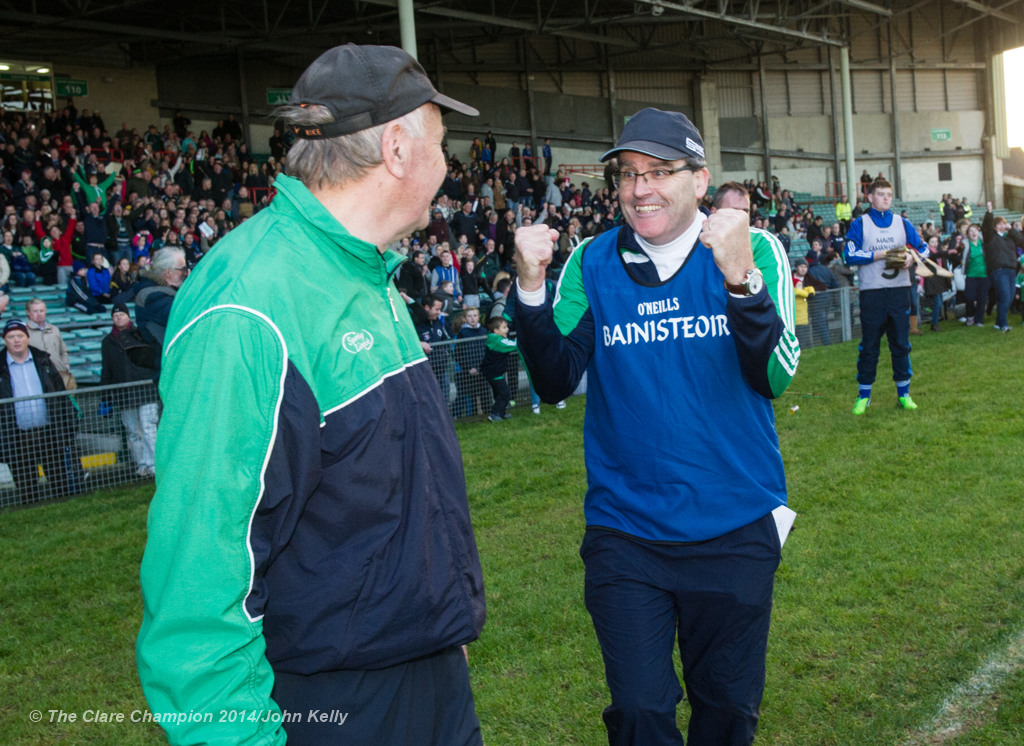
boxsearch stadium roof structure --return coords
[2,0,1022,70]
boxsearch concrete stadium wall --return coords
[35,56,1004,206]
[51,63,159,135]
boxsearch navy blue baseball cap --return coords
[601,107,706,163]
[289,44,479,140]
[3,319,29,337]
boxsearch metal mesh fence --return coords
[0,381,158,509]
[795,286,862,350]
[429,337,534,421]
[0,287,877,511]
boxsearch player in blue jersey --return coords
[843,178,928,414]
[513,108,799,746]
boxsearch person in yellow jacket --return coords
[835,195,852,233]
[793,258,815,349]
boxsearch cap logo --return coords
[686,138,705,158]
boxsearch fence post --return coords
[840,286,853,343]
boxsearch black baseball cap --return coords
[289,44,478,140]
[601,108,706,163]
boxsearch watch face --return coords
[747,270,764,295]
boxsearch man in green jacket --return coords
[137,44,486,746]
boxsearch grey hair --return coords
[144,246,186,284]
[275,104,428,190]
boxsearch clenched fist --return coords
[699,208,755,285]
[515,224,560,293]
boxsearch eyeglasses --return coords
[173,265,189,274]
[612,166,694,189]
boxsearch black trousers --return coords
[271,647,481,746]
[488,377,510,417]
[11,426,73,503]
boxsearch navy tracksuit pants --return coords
[857,286,913,386]
[581,513,781,746]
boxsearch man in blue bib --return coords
[513,109,800,745]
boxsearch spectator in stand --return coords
[32,235,59,285]
[72,159,120,210]
[87,252,113,304]
[99,303,159,477]
[66,261,104,313]
[805,237,825,266]
[828,223,846,253]
[826,249,855,287]
[0,231,21,289]
[942,196,957,237]
[460,257,481,308]
[772,203,792,234]
[75,193,111,262]
[172,111,191,140]
[12,169,39,211]
[133,246,187,363]
[806,215,825,245]
[25,298,75,390]
[475,238,501,293]
[450,200,482,244]
[430,248,462,300]
[509,141,521,171]
[110,256,136,301]
[49,209,78,287]
[395,249,430,305]
[835,195,852,233]
[981,202,1024,332]
[426,207,452,246]
[106,201,134,264]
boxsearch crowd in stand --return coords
[2,102,1023,406]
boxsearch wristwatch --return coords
[724,269,764,296]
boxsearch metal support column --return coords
[840,47,858,206]
[887,21,903,198]
[236,49,251,148]
[757,55,772,183]
[524,38,537,162]
[828,47,843,191]
[398,0,417,59]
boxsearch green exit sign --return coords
[266,87,292,106]
[931,128,952,142]
[56,79,88,97]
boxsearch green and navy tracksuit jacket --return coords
[137,174,485,745]
[515,224,799,543]
[479,332,517,380]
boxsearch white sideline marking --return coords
[903,626,1024,744]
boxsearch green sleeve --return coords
[137,308,288,746]
[751,228,800,397]
[71,167,88,192]
[551,236,593,335]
